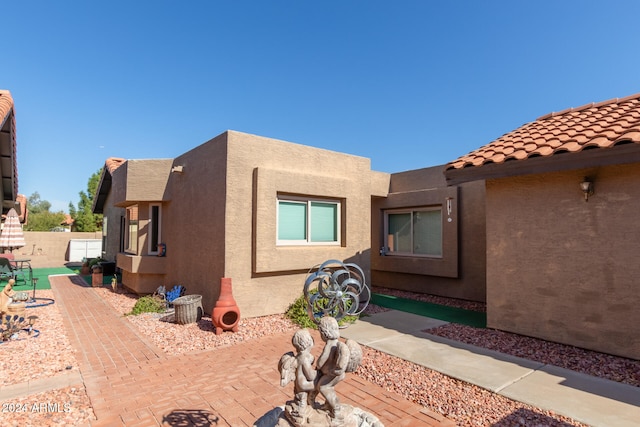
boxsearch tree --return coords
[70,169,103,232]
[24,192,65,231]
[27,192,51,215]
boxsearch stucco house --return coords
[94,130,487,320]
[94,93,639,360]
[444,93,640,360]
[94,131,390,317]
[371,166,487,302]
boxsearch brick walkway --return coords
[51,275,455,426]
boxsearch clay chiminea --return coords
[211,277,240,335]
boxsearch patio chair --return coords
[0,256,16,282]
[0,256,27,284]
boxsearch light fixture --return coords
[580,178,594,202]
[171,165,184,174]
[446,197,453,222]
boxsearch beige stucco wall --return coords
[111,159,173,205]
[225,131,380,317]
[20,231,102,268]
[371,166,486,302]
[119,131,383,317]
[109,159,174,294]
[486,164,640,359]
[153,133,228,311]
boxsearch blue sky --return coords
[4,1,640,212]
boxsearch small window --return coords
[148,204,162,254]
[277,197,340,245]
[125,205,138,254]
[384,207,442,257]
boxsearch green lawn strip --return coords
[371,293,486,328]
[1,268,118,291]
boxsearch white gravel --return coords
[2,284,638,426]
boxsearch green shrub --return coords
[285,293,318,329]
[88,257,104,268]
[127,295,166,316]
[285,292,359,328]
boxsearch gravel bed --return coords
[1,290,94,426]
[372,286,640,387]
[2,284,638,426]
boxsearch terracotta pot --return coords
[211,277,240,335]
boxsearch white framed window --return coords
[277,197,341,245]
[384,207,442,257]
[125,205,138,254]
[148,204,162,255]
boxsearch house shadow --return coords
[64,261,83,270]
[492,408,576,426]
[162,409,220,426]
[66,275,93,288]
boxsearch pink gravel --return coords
[2,283,637,426]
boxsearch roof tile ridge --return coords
[536,93,640,122]
[105,157,126,174]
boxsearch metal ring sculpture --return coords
[304,259,371,324]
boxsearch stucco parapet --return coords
[117,253,167,275]
[370,171,390,197]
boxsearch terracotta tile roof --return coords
[61,214,74,226]
[0,90,13,124]
[0,90,18,206]
[446,93,640,171]
[105,157,126,173]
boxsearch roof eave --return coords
[444,143,640,185]
[92,167,112,214]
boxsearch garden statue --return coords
[276,317,383,427]
[278,329,317,416]
[0,279,16,319]
[304,260,371,325]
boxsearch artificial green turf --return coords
[371,293,487,328]
[0,268,118,291]
[1,267,83,290]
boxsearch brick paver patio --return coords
[50,275,455,426]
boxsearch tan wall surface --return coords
[156,133,228,314]
[20,231,102,269]
[224,131,377,317]
[486,164,640,359]
[371,166,486,302]
[110,159,173,207]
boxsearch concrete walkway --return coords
[341,310,640,427]
[44,275,454,426]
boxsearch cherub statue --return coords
[278,329,317,417]
[277,317,382,427]
[312,316,362,419]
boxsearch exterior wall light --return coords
[580,178,594,201]
[171,165,184,173]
